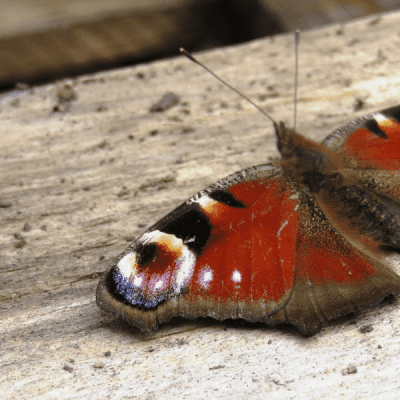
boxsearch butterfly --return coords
[96,49,400,336]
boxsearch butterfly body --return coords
[97,103,400,335]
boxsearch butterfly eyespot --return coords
[110,232,197,308]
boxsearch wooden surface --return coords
[3,11,400,399]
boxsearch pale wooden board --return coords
[2,11,400,399]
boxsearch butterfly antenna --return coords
[179,48,275,125]
[293,30,300,131]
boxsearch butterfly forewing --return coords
[98,164,303,330]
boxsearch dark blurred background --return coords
[1,0,400,89]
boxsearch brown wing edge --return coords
[97,256,400,335]
[264,269,400,336]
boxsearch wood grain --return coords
[2,12,400,399]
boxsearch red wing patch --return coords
[325,106,400,170]
[189,178,297,307]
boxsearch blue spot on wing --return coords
[112,269,166,308]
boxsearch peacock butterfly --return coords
[96,42,400,336]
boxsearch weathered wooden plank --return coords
[2,11,400,399]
